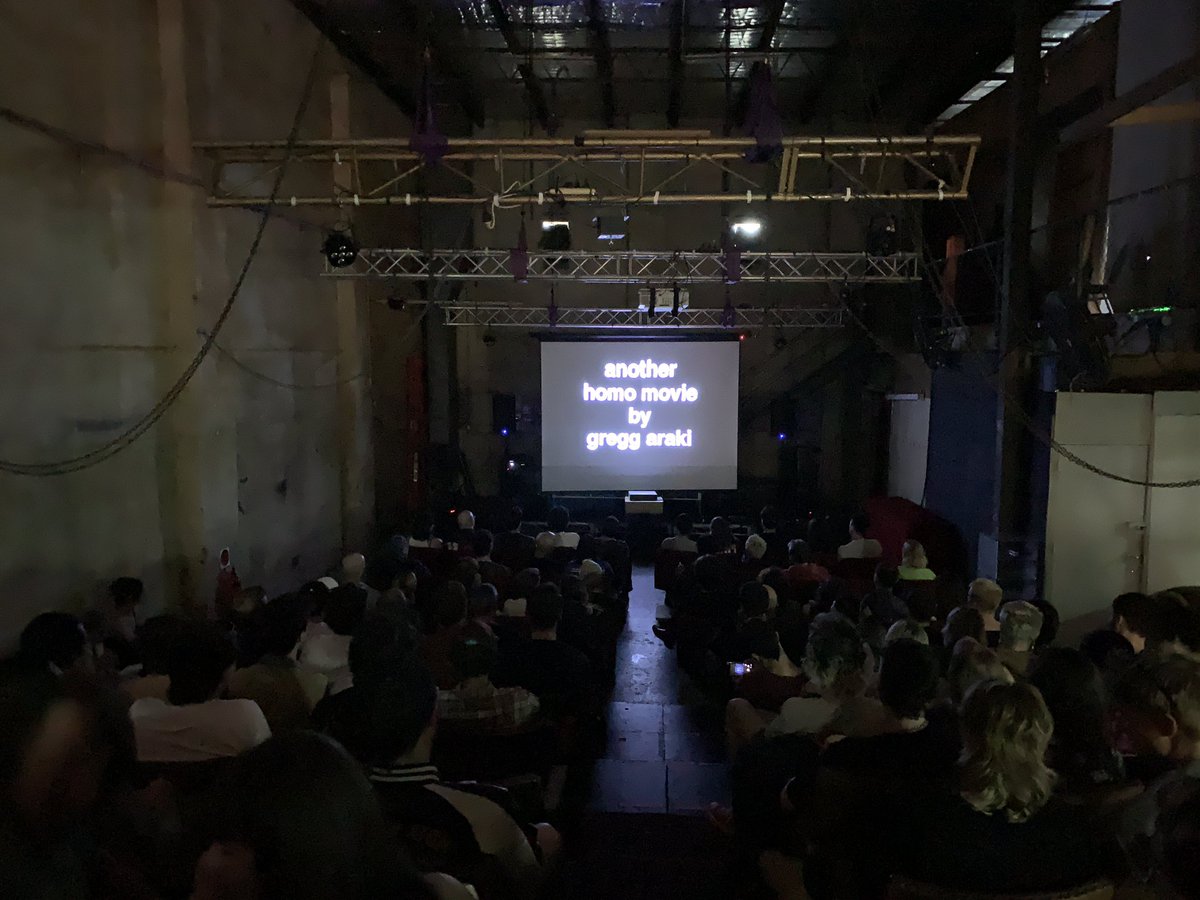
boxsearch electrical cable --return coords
[0,37,325,476]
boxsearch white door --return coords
[888,397,930,505]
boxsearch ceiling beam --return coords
[290,0,416,119]
[484,0,556,133]
[586,0,617,127]
[667,0,686,126]
[1061,51,1200,144]
[387,0,486,127]
[732,0,787,127]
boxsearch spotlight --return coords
[731,218,763,240]
[777,432,788,442]
[506,457,519,471]
[539,219,571,251]
[387,295,407,311]
[322,232,359,268]
[501,429,511,439]
[483,332,497,347]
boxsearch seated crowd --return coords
[0,504,625,900]
[6,503,1200,899]
[657,506,1200,898]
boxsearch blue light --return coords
[777,432,787,442]
[500,427,509,437]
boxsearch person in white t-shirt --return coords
[129,623,270,763]
[535,505,580,552]
[837,514,883,560]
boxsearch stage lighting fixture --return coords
[539,219,571,251]
[777,431,788,442]
[501,430,511,440]
[322,232,359,268]
[731,218,763,240]
[594,212,629,242]
[506,457,519,471]
[865,215,898,256]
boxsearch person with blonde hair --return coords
[967,578,1004,647]
[946,637,1013,705]
[897,540,936,582]
[887,679,1104,893]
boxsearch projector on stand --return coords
[625,491,663,515]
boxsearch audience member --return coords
[762,614,868,739]
[129,623,270,762]
[438,625,540,734]
[310,614,414,740]
[419,582,469,690]
[755,506,790,566]
[471,529,512,591]
[1113,591,1174,654]
[299,584,366,693]
[467,583,500,633]
[884,618,930,647]
[17,612,92,678]
[503,568,542,618]
[941,606,985,653]
[496,583,593,718]
[733,620,809,714]
[121,614,187,702]
[408,512,444,549]
[966,578,1004,647]
[859,565,908,628]
[96,576,144,669]
[1080,627,1136,676]
[536,505,580,551]
[492,505,536,572]
[227,594,327,733]
[996,600,1044,677]
[453,509,477,549]
[784,539,831,588]
[1030,597,1061,649]
[1028,647,1125,795]
[897,540,936,581]
[837,514,882,560]
[945,638,1013,705]
[888,680,1105,894]
[661,513,699,554]
[343,661,550,896]
[193,730,455,900]
[743,533,767,566]
[699,516,737,555]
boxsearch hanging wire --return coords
[0,37,325,476]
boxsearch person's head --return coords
[745,534,767,561]
[470,528,494,560]
[673,513,694,537]
[259,594,309,658]
[19,613,90,677]
[513,567,541,598]
[449,624,499,683]
[1111,652,1200,761]
[758,566,787,596]
[1079,628,1135,674]
[802,613,867,695]
[197,731,425,900]
[849,514,870,540]
[1113,591,1175,654]
[739,582,771,620]
[759,506,778,532]
[547,505,570,532]
[787,539,813,566]
[1030,599,1060,648]
[1028,647,1111,769]
[341,553,366,584]
[107,577,144,611]
[166,624,237,705]
[0,667,132,841]
[943,606,986,648]
[874,564,900,592]
[455,509,476,531]
[534,532,557,558]
[468,583,499,621]
[900,540,928,570]
[323,585,368,637]
[693,554,725,591]
[959,680,1055,823]
[504,504,525,532]
[967,578,1004,615]
[528,583,564,633]
[710,516,733,544]
[346,659,438,766]
[137,615,188,676]
[578,558,605,588]
[601,515,623,539]
[947,638,1014,705]
[884,619,930,647]
[879,640,941,719]
[431,581,468,630]
[999,601,1044,653]
[453,557,480,591]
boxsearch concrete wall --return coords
[0,0,391,645]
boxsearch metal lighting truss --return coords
[194,132,979,208]
[441,304,845,330]
[326,248,921,283]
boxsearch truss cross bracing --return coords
[440,304,845,330]
[195,133,979,208]
[326,249,921,284]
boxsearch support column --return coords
[991,0,1043,547]
[330,72,372,550]
[155,0,206,615]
